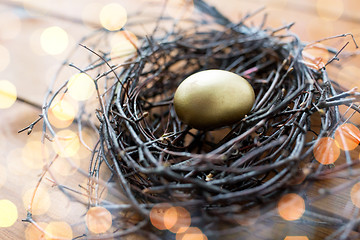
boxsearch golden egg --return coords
[173,69,255,130]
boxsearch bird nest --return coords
[26,0,360,239]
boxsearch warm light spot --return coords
[110,30,138,60]
[0,12,21,40]
[165,206,191,233]
[175,227,208,240]
[0,199,18,227]
[150,203,173,230]
[22,140,49,169]
[85,206,113,234]
[67,73,95,101]
[45,221,73,240]
[99,3,127,31]
[25,222,48,240]
[316,0,344,21]
[40,26,69,55]
[334,123,360,151]
[277,193,305,221]
[284,237,309,240]
[23,187,51,215]
[0,44,10,72]
[52,157,80,177]
[52,129,80,158]
[49,97,76,124]
[302,44,330,70]
[0,80,17,109]
[351,182,360,208]
[313,137,340,165]
[0,164,7,188]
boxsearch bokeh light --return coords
[0,199,18,227]
[67,73,95,101]
[313,137,340,165]
[0,44,10,72]
[25,222,48,240]
[150,203,173,230]
[22,140,49,169]
[316,0,344,21]
[110,30,138,61]
[45,221,73,240]
[0,80,17,109]
[85,206,113,234]
[40,26,69,55]
[51,156,80,177]
[175,227,208,240]
[334,123,360,151]
[23,187,51,215]
[99,3,127,31]
[165,206,191,233]
[284,237,309,240]
[277,193,305,221]
[0,12,22,40]
[49,96,76,122]
[351,182,360,208]
[48,97,76,129]
[52,129,80,158]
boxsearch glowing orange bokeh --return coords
[25,222,48,240]
[351,182,360,208]
[49,97,76,128]
[52,129,80,158]
[175,227,208,240]
[23,187,51,216]
[45,221,73,240]
[165,206,191,233]
[150,203,173,230]
[334,123,360,151]
[313,137,340,165]
[85,206,113,234]
[277,193,305,221]
[284,237,309,240]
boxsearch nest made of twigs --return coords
[35,0,360,238]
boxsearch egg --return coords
[173,69,255,130]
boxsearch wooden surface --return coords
[0,0,360,239]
